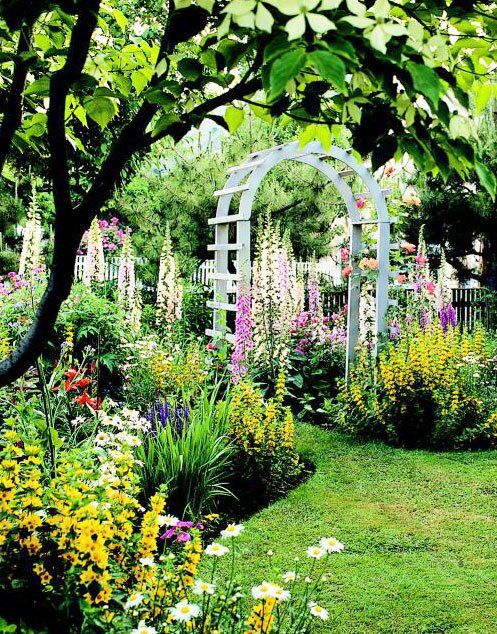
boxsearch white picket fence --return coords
[191,259,342,289]
[74,255,119,282]
[75,255,342,288]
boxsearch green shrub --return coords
[330,324,497,449]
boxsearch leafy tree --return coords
[116,117,348,282]
[0,0,496,385]
[400,110,497,287]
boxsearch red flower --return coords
[63,379,79,393]
[64,368,78,381]
[74,392,101,411]
[75,377,92,389]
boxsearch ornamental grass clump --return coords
[333,322,497,449]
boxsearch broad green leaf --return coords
[131,70,150,95]
[24,77,50,96]
[250,103,273,123]
[370,0,390,18]
[475,161,497,198]
[224,105,245,132]
[112,9,128,31]
[298,123,319,148]
[341,15,374,28]
[269,48,306,99]
[152,113,181,138]
[346,0,366,15]
[307,13,336,33]
[309,50,346,91]
[368,24,390,54]
[475,83,496,114]
[320,0,342,8]
[408,19,424,44]
[285,14,306,40]
[315,124,332,150]
[198,0,215,10]
[263,33,292,63]
[177,58,203,80]
[84,96,118,128]
[383,22,407,36]
[449,114,471,140]
[255,3,274,31]
[235,11,255,27]
[265,0,317,15]
[155,57,168,78]
[224,0,256,15]
[407,62,444,108]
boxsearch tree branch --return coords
[0,3,101,387]
[0,23,34,174]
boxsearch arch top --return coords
[214,141,391,225]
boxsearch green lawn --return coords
[231,425,497,633]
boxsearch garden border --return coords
[206,140,394,378]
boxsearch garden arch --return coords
[206,140,394,378]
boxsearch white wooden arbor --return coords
[206,141,394,378]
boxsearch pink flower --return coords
[340,247,349,263]
[342,264,353,278]
[396,274,407,283]
[401,242,416,254]
[356,196,366,209]
[176,531,191,543]
[415,254,428,266]
[424,280,436,294]
[230,285,253,384]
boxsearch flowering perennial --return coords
[156,224,182,329]
[82,218,105,285]
[18,190,43,279]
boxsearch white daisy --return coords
[131,621,157,634]
[319,536,345,553]
[139,556,156,567]
[251,581,276,599]
[307,546,326,559]
[192,579,215,596]
[272,585,291,601]
[169,599,201,622]
[158,514,178,527]
[94,432,110,446]
[204,542,229,557]
[282,571,297,583]
[220,523,244,539]
[309,603,329,620]
[125,592,145,609]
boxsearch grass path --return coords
[232,425,497,633]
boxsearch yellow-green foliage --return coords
[228,373,301,497]
[335,324,497,449]
[0,425,202,628]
